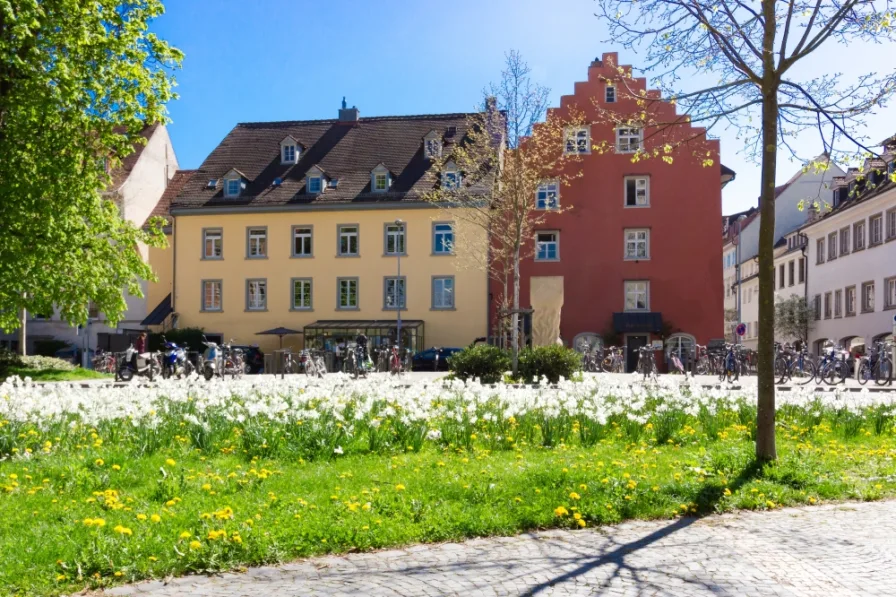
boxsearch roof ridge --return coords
[237,112,478,128]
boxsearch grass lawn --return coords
[4,367,111,383]
[1,414,895,596]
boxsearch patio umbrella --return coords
[256,326,303,349]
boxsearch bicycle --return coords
[774,342,816,385]
[636,346,658,381]
[815,344,848,385]
[601,346,624,373]
[579,342,602,373]
[718,343,740,383]
[858,341,893,386]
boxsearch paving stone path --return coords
[104,500,896,596]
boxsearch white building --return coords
[804,141,896,355]
[0,124,178,356]
[723,159,844,346]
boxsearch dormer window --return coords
[442,162,461,190]
[308,177,322,194]
[424,131,443,160]
[371,164,391,193]
[280,136,301,164]
[305,165,326,195]
[222,169,245,198]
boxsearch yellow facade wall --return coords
[146,235,173,314]
[172,208,488,353]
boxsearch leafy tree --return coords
[594,0,896,460]
[0,1,182,337]
[425,51,585,375]
[774,296,814,347]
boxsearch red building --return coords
[493,54,732,371]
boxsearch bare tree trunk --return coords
[511,241,521,376]
[756,38,779,460]
[17,308,26,356]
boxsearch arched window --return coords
[573,333,602,353]
[665,334,695,360]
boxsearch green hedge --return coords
[448,344,511,384]
[518,345,583,384]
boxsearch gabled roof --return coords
[172,113,479,210]
[110,124,160,190]
[142,169,196,229]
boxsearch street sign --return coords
[736,323,747,337]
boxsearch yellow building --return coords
[166,107,488,353]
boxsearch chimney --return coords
[338,96,359,123]
[484,96,497,112]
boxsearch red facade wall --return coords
[491,53,724,355]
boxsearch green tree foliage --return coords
[0,1,182,330]
[774,296,814,346]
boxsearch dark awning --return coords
[304,319,424,331]
[141,293,172,326]
[613,312,663,334]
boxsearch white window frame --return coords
[337,278,359,310]
[839,226,850,256]
[246,227,267,259]
[432,222,454,255]
[624,228,650,260]
[886,277,896,310]
[827,231,837,260]
[870,214,883,245]
[816,238,825,264]
[616,125,643,153]
[432,276,455,310]
[374,172,388,192]
[384,223,407,256]
[536,181,560,210]
[292,225,313,258]
[291,278,313,311]
[624,176,649,207]
[203,228,223,260]
[624,281,650,312]
[862,281,875,313]
[202,280,223,312]
[605,85,616,103]
[246,279,267,311]
[854,220,866,251]
[834,289,842,318]
[846,285,856,316]
[282,144,296,164]
[338,225,359,257]
[565,127,590,154]
[383,276,407,310]
[442,163,461,190]
[887,209,896,241]
[535,230,559,261]
[225,178,241,198]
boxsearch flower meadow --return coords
[1,374,896,595]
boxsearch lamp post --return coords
[394,219,404,352]
[735,215,747,345]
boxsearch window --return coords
[616,126,642,153]
[779,264,785,289]
[88,301,99,320]
[870,214,883,245]
[834,289,842,318]
[606,85,616,103]
[383,277,406,310]
[862,281,875,313]
[432,276,455,310]
[846,285,856,316]
[887,209,896,240]
[338,225,359,256]
[247,227,267,259]
[839,227,850,256]
[433,222,454,255]
[565,128,590,154]
[292,226,313,257]
[536,181,559,210]
[384,223,406,255]
[798,257,805,283]
[225,178,241,198]
[337,278,359,310]
[202,280,222,312]
[535,231,559,261]
[282,144,296,164]
[624,176,649,207]
[827,231,837,260]
[373,172,388,192]
[624,228,650,260]
[854,220,866,251]
[291,278,312,311]
[424,138,442,160]
[886,277,896,310]
[203,229,223,259]
[624,281,649,311]
[813,295,821,320]
[788,260,795,287]
[824,292,832,319]
[246,279,267,311]
[308,176,322,194]
[816,238,825,264]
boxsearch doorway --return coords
[626,334,648,373]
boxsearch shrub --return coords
[0,348,22,379]
[33,339,70,357]
[20,355,77,371]
[518,345,582,384]
[448,344,511,384]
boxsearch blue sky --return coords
[153,0,896,215]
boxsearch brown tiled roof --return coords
[172,113,478,210]
[110,124,160,190]
[143,169,197,228]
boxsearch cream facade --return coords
[171,206,488,353]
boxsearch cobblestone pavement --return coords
[103,500,896,596]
